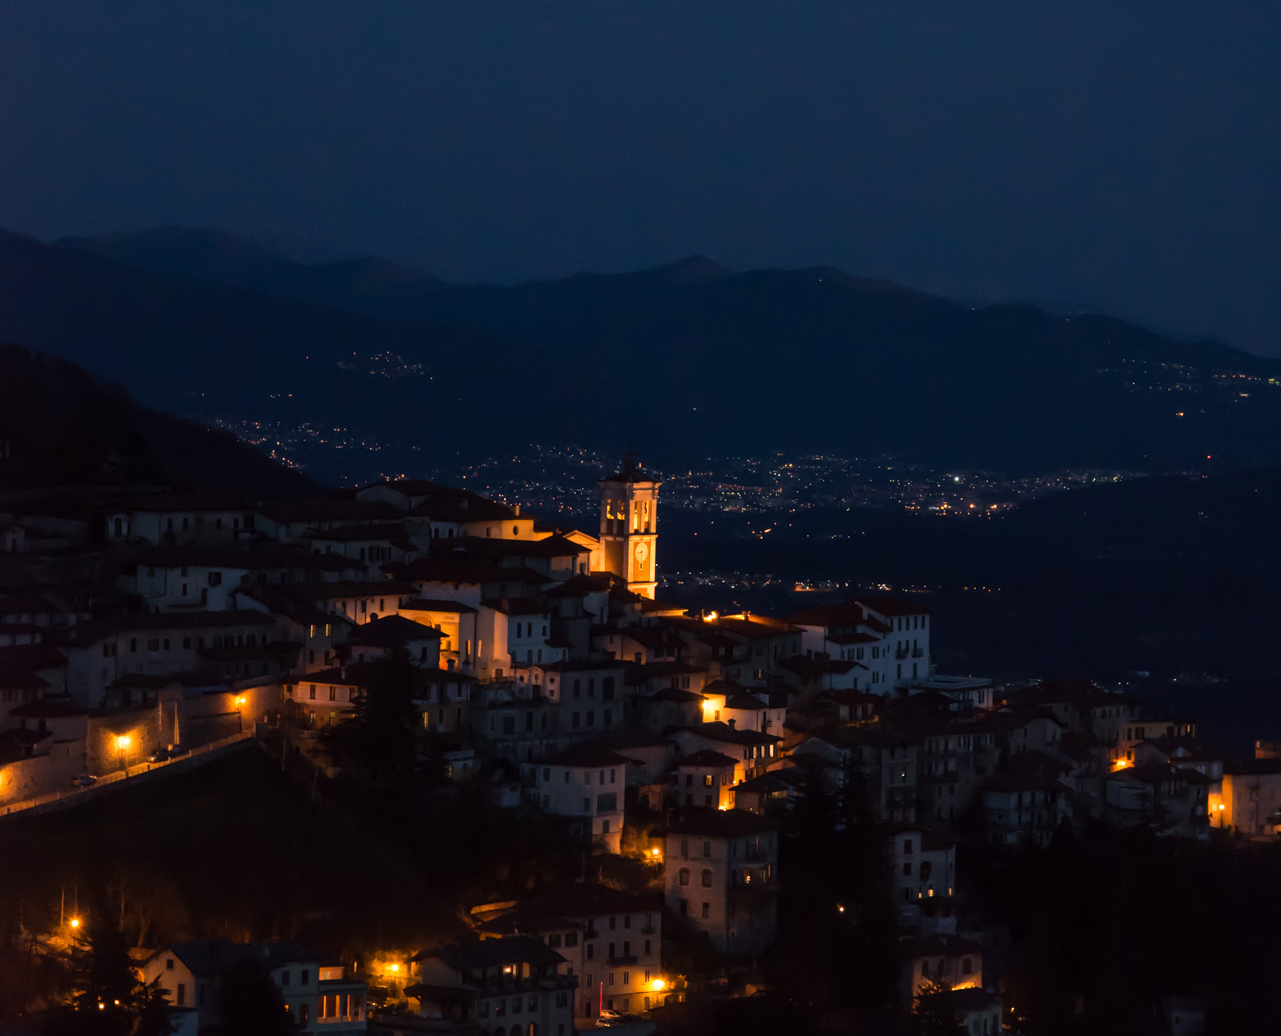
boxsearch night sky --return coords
[1,1,1277,354]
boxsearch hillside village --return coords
[2,453,1279,1036]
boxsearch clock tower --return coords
[599,452,660,599]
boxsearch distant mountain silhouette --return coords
[33,227,1281,472]
[0,342,318,496]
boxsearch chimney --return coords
[727,718,736,730]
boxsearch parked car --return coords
[595,1010,625,1028]
[148,747,173,763]
[70,774,97,788]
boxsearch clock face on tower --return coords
[634,541,649,566]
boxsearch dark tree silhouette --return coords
[217,958,297,1036]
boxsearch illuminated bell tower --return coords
[599,452,660,599]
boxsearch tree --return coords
[217,958,297,1036]
[326,649,420,775]
[55,908,175,1036]
[911,980,967,1036]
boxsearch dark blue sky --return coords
[1,1,1277,354]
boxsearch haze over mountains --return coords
[3,225,1279,475]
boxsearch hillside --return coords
[54,226,1281,474]
[0,343,318,496]
[0,230,553,465]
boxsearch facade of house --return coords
[663,809,780,955]
[521,744,630,853]
[403,936,575,1036]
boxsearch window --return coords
[702,840,711,857]
[301,970,309,986]
[329,687,336,702]
[678,868,690,886]
[962,957,973,975]
[701,869,712,887]
[176,983,185,1006]
[903,839,913,854]
[701,902,710,919]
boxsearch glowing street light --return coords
[115,734,132,772]
[69,917,81,929]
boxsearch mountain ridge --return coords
[17,226,1281,475]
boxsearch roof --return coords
[399,597,478,614]
[433,535,590,560]
[9,697,86,718]
[67,610,276,643]
[474,912,584,938]
[544,573,616,597]
[258,499,402,524]
[349,615,445,647]
[432,936,564,971]
[115,493,251,514]
[122,546,356,572]
[533,744,634,768]
[664,807,777,838]
[677,749,738,769]
[481,597,549,617]
[644,686,704,703]
[404,483,517,523]
[779,655,863,679]
[516,882,661,920]
[307,522,410,543]
[1108,762,1213,786]
[851,594,932,617]
[165,939,318,976]
[398,557,547,587]
[288,580,414,601]
[899,933,982,959]
[677,721,781,747]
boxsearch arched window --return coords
[678,868,690,886]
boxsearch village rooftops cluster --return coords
[0,462,1253,1034]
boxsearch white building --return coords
[664,809,779,955]
[522,743,630,853]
